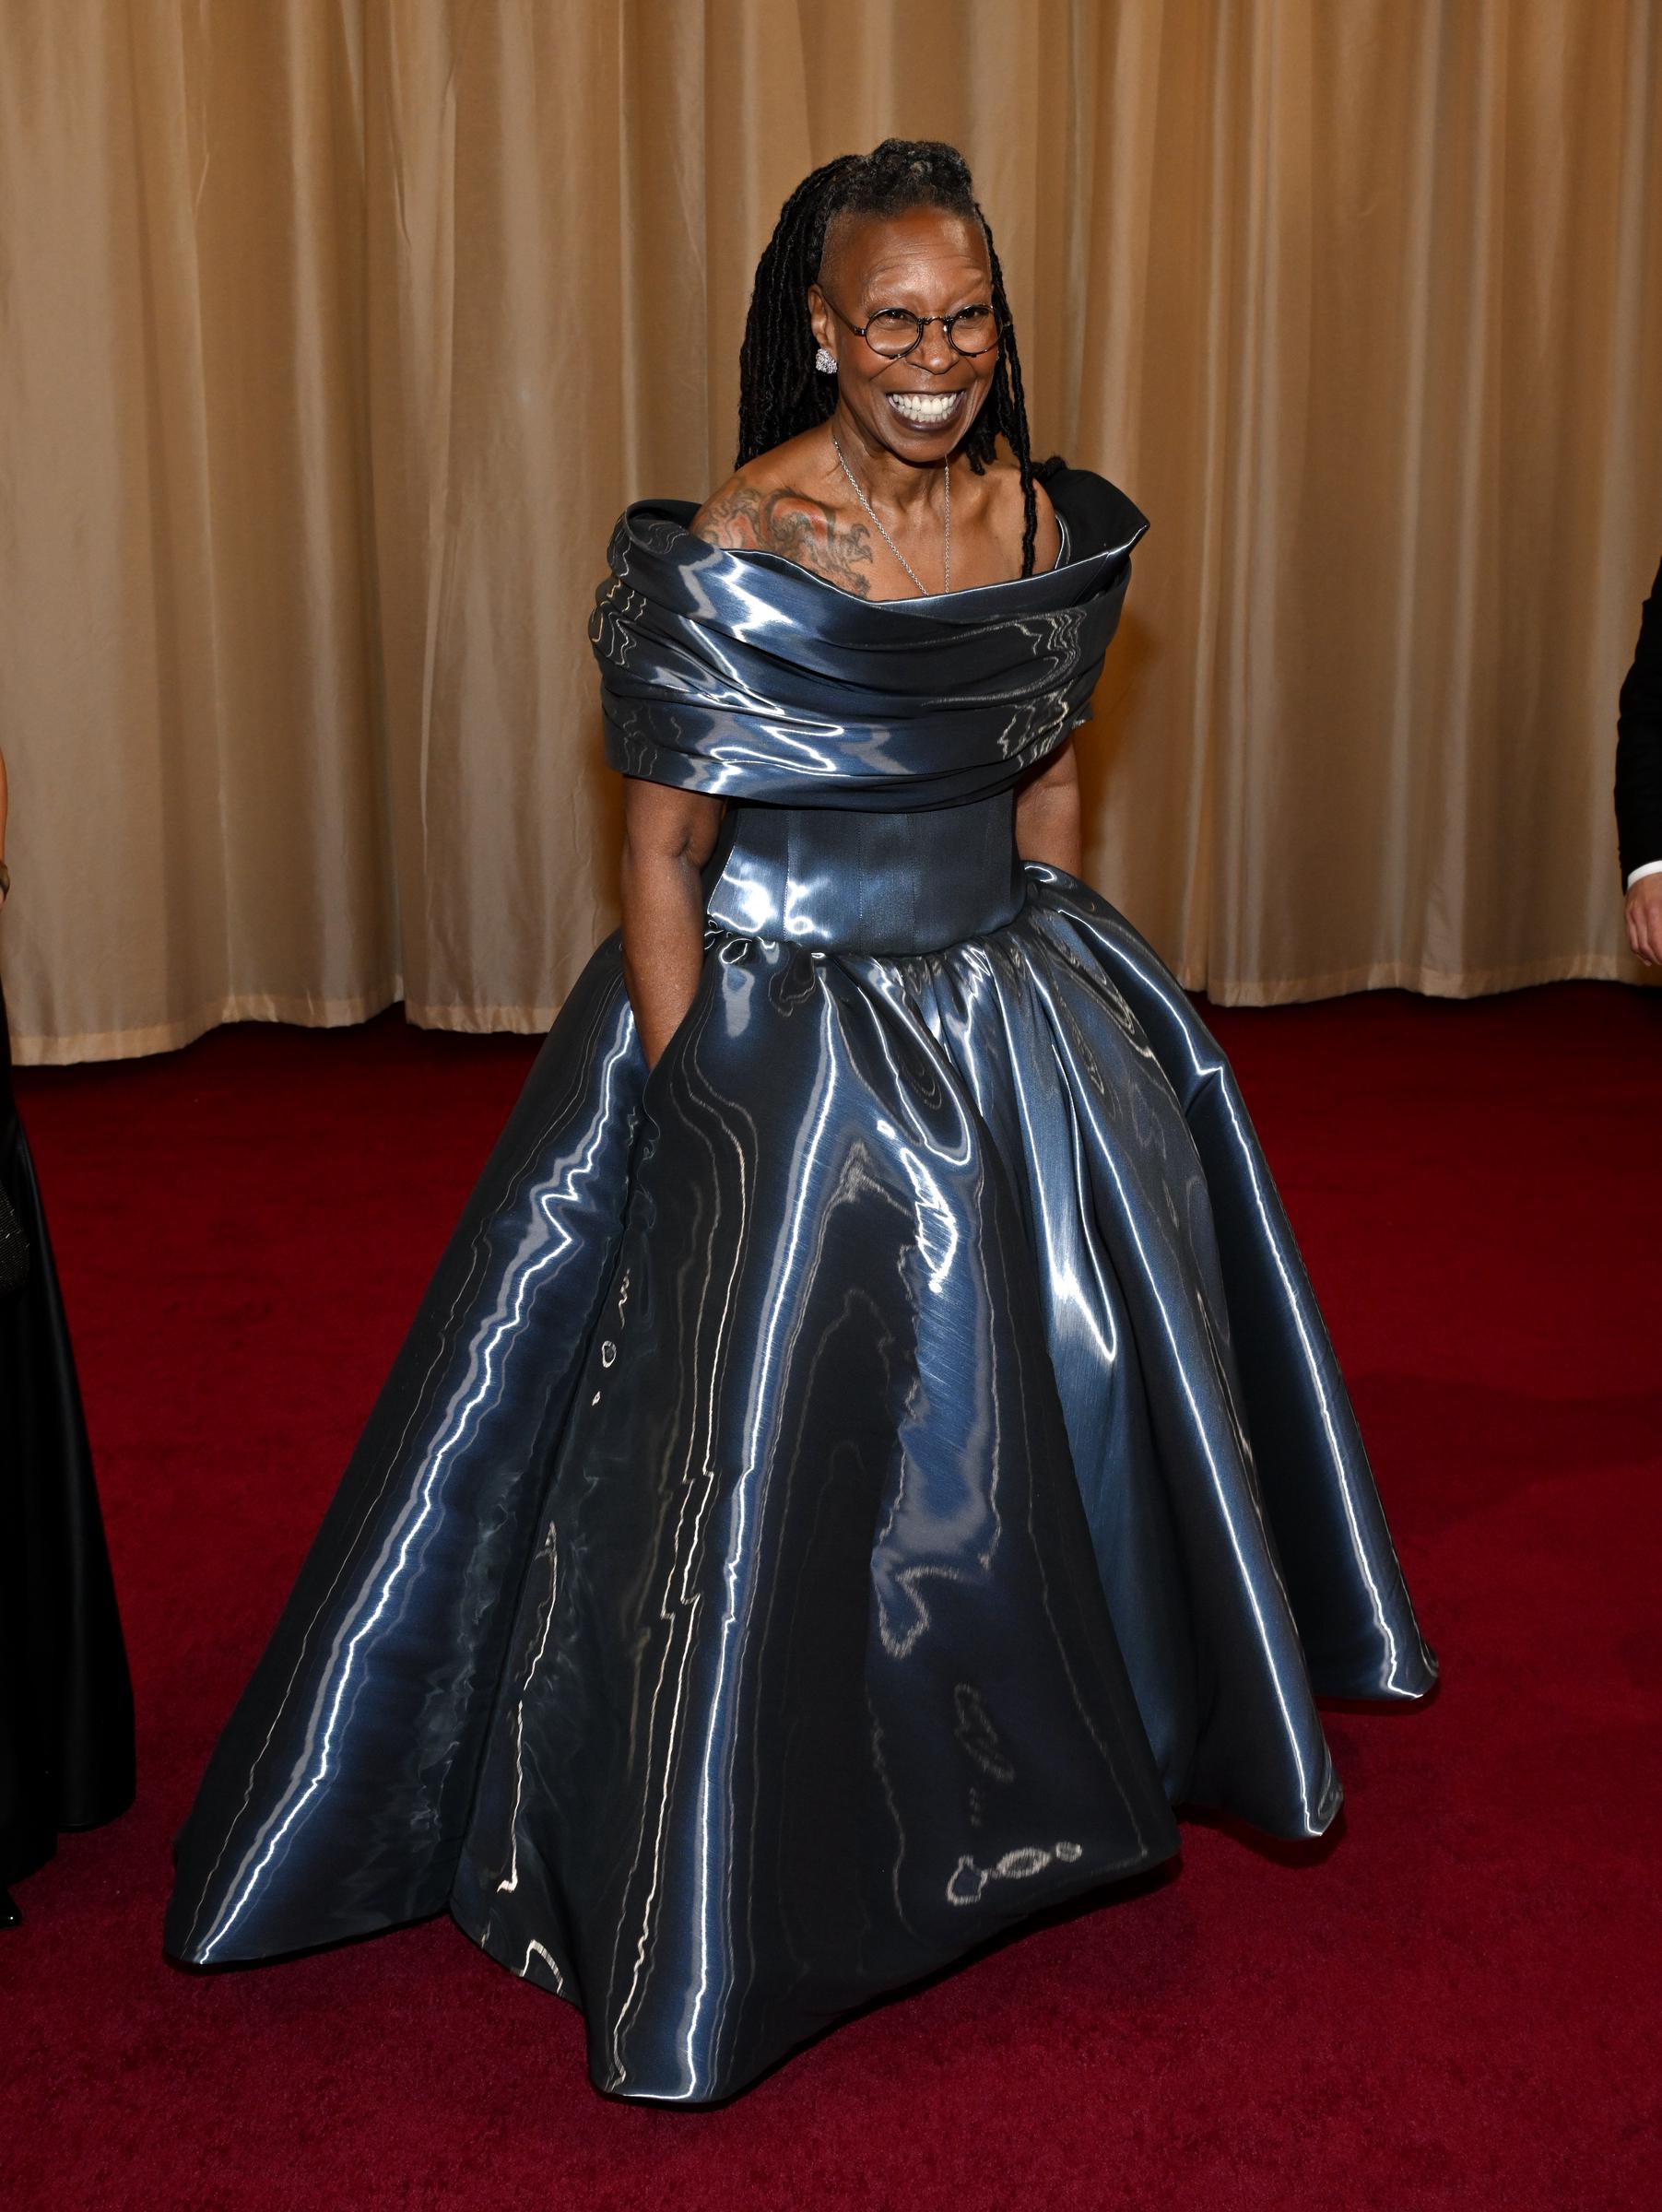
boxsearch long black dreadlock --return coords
[737,139,1046,579]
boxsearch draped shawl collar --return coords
[591,468,1149,812]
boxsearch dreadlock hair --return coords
[736,139,1046,579]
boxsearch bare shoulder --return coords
[689,469,827,555]
[690,433,876,598]
[974,456,1061,574]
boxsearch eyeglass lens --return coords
[863,306,999,358]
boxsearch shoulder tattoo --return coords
[691,485,875,597]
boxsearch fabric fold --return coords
[593,471,1148,809]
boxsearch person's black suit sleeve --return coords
[1616,552,1662,884]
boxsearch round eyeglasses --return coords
[820,291,1000,360]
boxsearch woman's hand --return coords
[1014,738,1082,877]
[1625,875,1662,966]
[619,779,724,1067]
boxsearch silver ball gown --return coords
[164,471,1435,2103]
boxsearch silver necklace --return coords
[831,430,949,596]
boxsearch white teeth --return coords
[887,391,961,424]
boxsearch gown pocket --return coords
[638,955,713,1113]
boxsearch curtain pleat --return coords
[2,0,1658,1063]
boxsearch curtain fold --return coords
[2,0,1658,1063]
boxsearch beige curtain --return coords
[3,0,1658,1064]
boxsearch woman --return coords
[0,748,136,1926]
[166,142,1434,2103]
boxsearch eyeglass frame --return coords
[816,289,1002,360]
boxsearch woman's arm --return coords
[619,777,724,1067]
[1013,738,1082,875]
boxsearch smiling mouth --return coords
[884,389,968,430]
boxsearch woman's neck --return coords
[827,406,949,518]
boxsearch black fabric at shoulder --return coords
[1043,468,1149,567]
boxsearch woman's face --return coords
[808,207,999,465]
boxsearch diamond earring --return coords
[814,346,837,375]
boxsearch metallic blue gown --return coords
[164,470,1435,2103]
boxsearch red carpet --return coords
[3,984,1658,2210]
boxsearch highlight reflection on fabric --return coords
[165,469,1435,2105]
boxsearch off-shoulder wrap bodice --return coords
[591,468,1149,954]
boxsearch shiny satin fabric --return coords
[594,474,1139,813]
[0,980,135,1883]
[165,473,1435,2102]
[702,792,1027,956]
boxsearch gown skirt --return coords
[165,472,1435,2103]
[1,977,135,1888]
